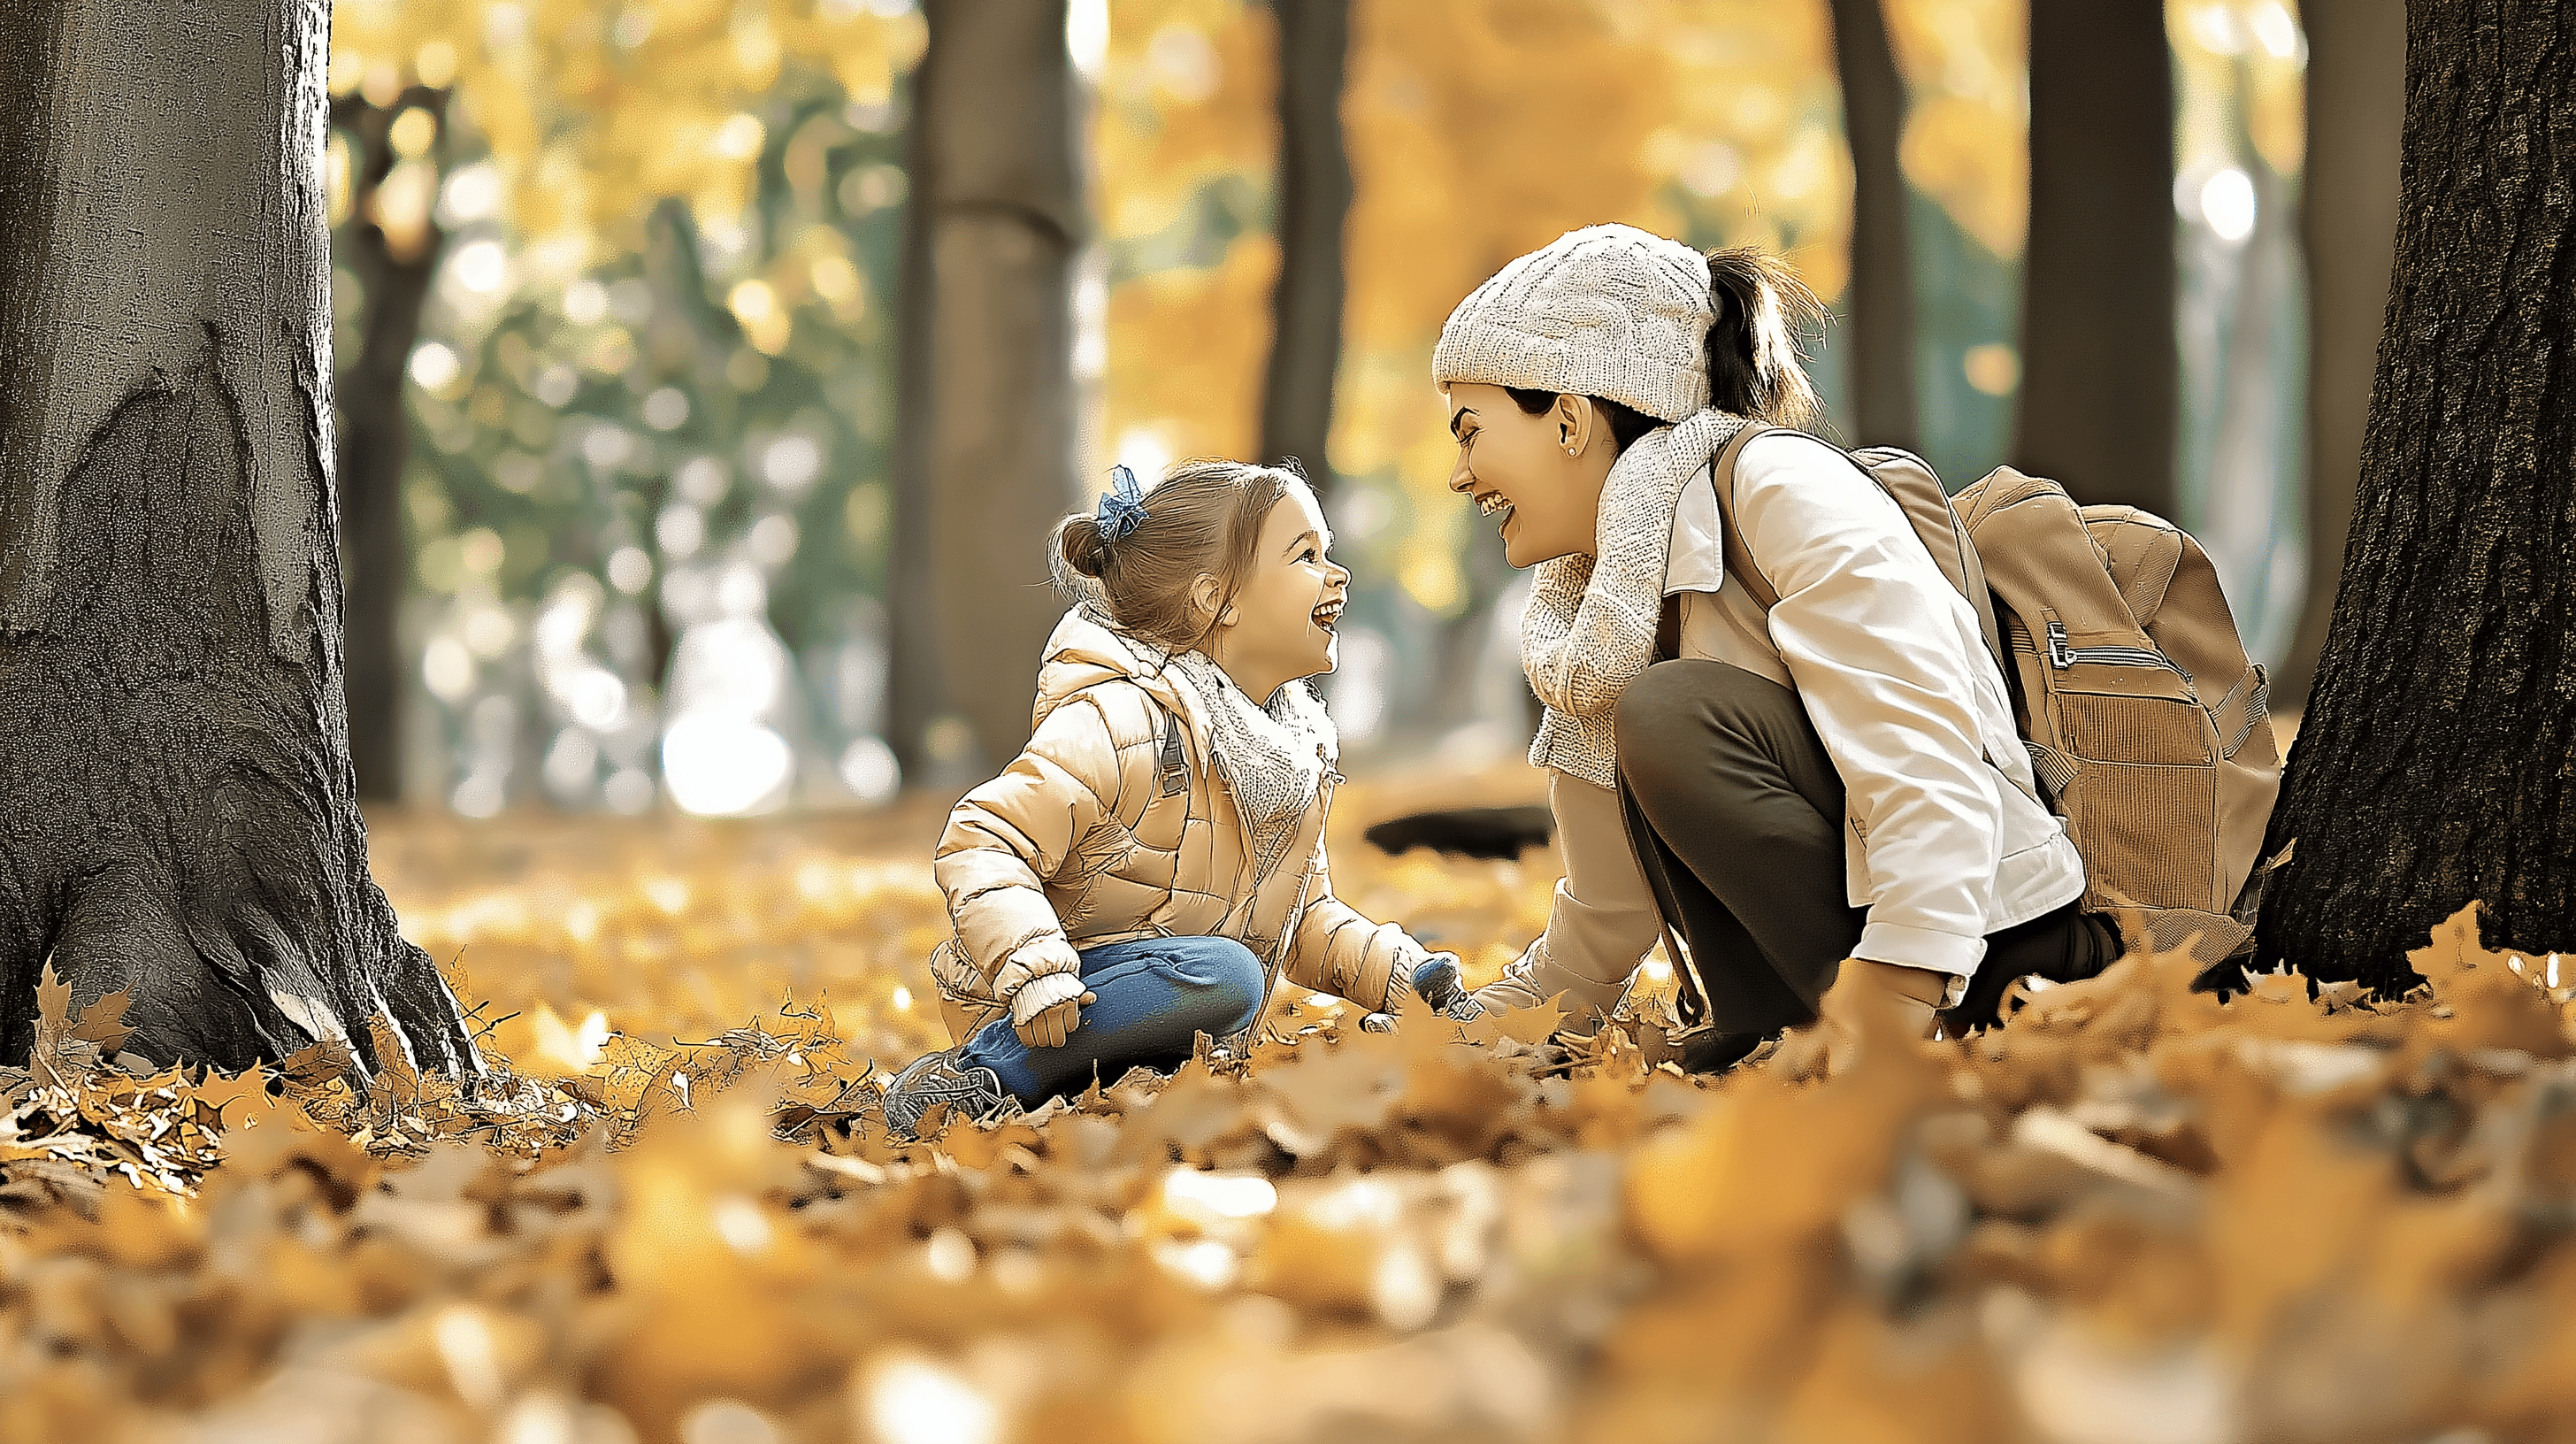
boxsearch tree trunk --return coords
[332,90,448,803]
[0,0,481,1078]
[1260,0,1353,496]
[2274,0,2407,711]
[893,0,1082,772]
[2256,0,2576,993]
[888,61,948,781]
[1827,0,1919,451]
[2015,0,2177,515]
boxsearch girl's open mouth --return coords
[1476,491,1514,526]
[1311,598,1344,633]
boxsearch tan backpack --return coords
[1711,428,2283,964]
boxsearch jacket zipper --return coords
[2045,620,2191,684]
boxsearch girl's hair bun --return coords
[1056,514,1114,580]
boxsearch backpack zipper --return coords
[2045,620,2191,684]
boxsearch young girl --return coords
[879,459,1462,1137]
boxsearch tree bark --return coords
[2015,0,2177,516]
[888,58,948,780]
[1827,0,1920,451]
[893,0,1082,771]
[2257,0,2576,992]
[331,89,448,803]
[0,0,481,1077]
[2275,0,2407,711]
[1260,0,1353,496]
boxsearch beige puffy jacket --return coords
[927,608,1427,1043]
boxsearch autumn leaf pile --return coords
[6,774,2576,1444]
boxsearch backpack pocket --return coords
[2060,758,2223,913]
[2034,610,2229,911]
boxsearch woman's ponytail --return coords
[1704,246,1827,431]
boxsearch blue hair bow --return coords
[1095,465,1147,541]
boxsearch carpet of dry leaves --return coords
[4,764,2574,1444]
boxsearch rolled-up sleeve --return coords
[1731,433,2003,982]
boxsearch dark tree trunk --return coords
[1827,0,1919,450]
[892,0,1082,772]
[0,1,481,1078]
[2015,0,2177,516]
[331,89,448,803]
[1260,0,1353,497]
[2275,0,2407,711]
[2257,0,2576,992]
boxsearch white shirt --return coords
[1654,433,2084,981]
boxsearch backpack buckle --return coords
[2045,619,2074,670]
[1156,713,1190,797]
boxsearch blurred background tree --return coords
[326,0,2374,817]
[1829,0,1920,451]
[1261,0,1357,498]
[2277,0,2403,712]
[2016,0,2176,517]
[893,0,1083,775]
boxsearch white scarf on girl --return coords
[1167,647,1338,882]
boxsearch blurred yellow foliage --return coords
[1105,233,1280,461]
[2171,0,2309,181]
[330,0,924,259]
[1095,0,1278,228]
[1886,0,2029,256]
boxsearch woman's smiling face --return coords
[1443,382,1607,568]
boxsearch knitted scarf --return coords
[1168,649,1338,882]
[1522,407,1751,787]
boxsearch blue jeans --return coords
[957,935,1268,1107]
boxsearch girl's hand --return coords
[1411,952,1482,1020]
[996,940,1094,1048]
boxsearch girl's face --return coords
[1205,482,1349,700]
[1442,381,1609,568]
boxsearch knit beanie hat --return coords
[1431,224,1714,424]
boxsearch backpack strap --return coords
[1714,424,1784,611]
[1950,508,2012,687]
[1155,709,1191,797]
[1653,594,1682,664]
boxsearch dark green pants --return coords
[1612,658,2112,1036]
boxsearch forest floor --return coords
[10,731,2576,1444]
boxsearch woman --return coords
[1434,224,2114,1070]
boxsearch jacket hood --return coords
[1030,604,1196,732]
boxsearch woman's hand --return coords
[995,939,1094,1048]
[1774,957,1944,1079]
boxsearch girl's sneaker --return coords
[880,1047,1013,1140]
